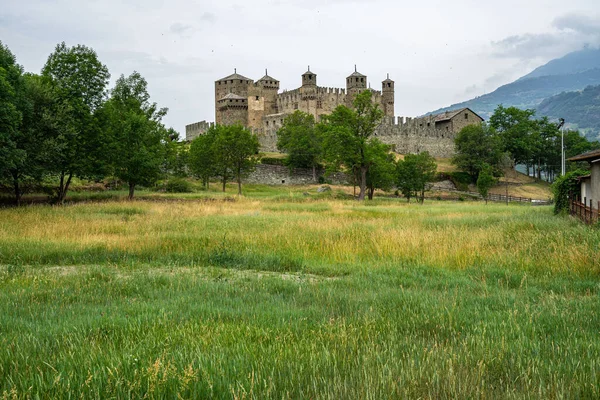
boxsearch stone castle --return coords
[186,67,484,158]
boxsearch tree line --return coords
[0,41,189,204]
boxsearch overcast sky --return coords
[2,0,600,135]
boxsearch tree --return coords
[489,105,537,169]
[163,128,189,178]
[212,125,259,195]
[452,123,502,181]
[396,152,437,203]
[319,90,384,201]
[104,71,168,200]
[42,42,110,203]
[0,41,25,204]
[476,163,496,204]
[188,127,218,188]
[277,111,322,181]
[365,140,396,200]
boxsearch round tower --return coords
[346,65,367,107]
[382,73,395,118]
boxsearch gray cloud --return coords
[491,13,600,59]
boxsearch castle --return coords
[186,67,484,158]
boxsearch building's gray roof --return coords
[431,108,484,122]
[258,74,279,82]
[568,148,600,162]
[217,72,252,82]
[348,71,366,78]
[219,93,246,101]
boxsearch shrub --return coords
[551,170,588,215]
[448,171,472,191]
[261,157,285,166]
[165,178,193,193]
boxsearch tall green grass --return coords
[0,190,599,398]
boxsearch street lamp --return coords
[557,118,565,175]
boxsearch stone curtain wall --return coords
[185,121,213,142]
[247,164,349,185]
[256,116,458,158]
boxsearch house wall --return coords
[591,162,600,209]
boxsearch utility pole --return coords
[558,118,565,175]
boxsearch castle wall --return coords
[219,105,248,126]
[215,78,252,124]
[185,120,213,142]
[447,108,482,133]
[247,164,349,185]
[375,117,456,158]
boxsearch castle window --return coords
[317,101,322,108]
[361,78,364,82]
[230,80,233,83]
[427,123,430,127]
[387,83,391,88]
[266,121,269,126]
[294,103,298,110]
[465,113,468,120]
[446,127,449,131]
[356,78,359,82]
[309,75,312,80]
[256,96,259,100]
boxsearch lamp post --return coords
[557,118,565,175]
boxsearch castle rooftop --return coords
[217,71,252,82]
[219,93,246,101]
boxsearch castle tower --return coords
[248,70,280,129]
[346,65,367,107]
[382,73,395,118]
[301,66,317,87]
[215,69,252,125]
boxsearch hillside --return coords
[427,47,600,122]
[536,85,600,140]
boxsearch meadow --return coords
[1,185,599,399]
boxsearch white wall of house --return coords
[591,161,600,210]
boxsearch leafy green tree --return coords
[319,90,384,201]
[365,140,396,200]
[476,163,496,204]
[489,105,537,168]
[277,111,322,181]
[42,42,110,203]
[452,123,502,181]
[212,125,259,195]
[163,128,189,178]
[104,71,168,200]
[396,152,437,203]
[188,126,218,188]
[0,41,25,203]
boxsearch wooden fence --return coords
[569,197,600,225]
[455,190,551,205]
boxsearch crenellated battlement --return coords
[185,120,215,142]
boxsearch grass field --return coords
[1,186,599,398]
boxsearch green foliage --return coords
[260,157,286,166]
[188,127,218,187]
[452,123,502,181]
[212,124,259,195]
[277,111,321,178]
[163,129,188,178]
[551,170,588,215]
[447,171,472,191]
[319,90,384,200]
[476,163,496,203]
[165,177,193,193]
[103,71,168,199]
[365,140,396,199]
[396,152,437,203]
[489,105,537,166]
[41,42,111,203]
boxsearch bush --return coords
[261,157,285,166]
[165,178,193,193]
[551,170,588,215]
[448,171,472,191]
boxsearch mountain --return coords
[427,47,600,121]
[536,85,600,141]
